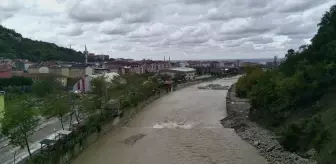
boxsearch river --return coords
[73,77,267,164]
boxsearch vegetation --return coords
[32,77,63,97]
[0,98,40,159]
[0,73,163,163]
[235,4,336,163]
[44,94,71,130]
[0,25,84,62]
[0,76,33,88]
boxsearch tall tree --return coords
[44,94,70,130]
[32,76,63,97]
[90,76,109,116]
[0,99,40,159]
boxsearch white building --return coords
[72,72,119,93]
[160,67,196,80]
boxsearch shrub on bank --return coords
[234,5,336,163]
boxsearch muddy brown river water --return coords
[73,77,267,164]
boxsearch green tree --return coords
[0,99,40,159]
[234,5,336,162]
[44,94,70,130]
[79,94,98,115]
[90,76,109,116]
[32,77,63,97]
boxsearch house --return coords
[0,64,12,78]
[13,59,34,72]
[69,64,93,78]
[49,66,70,77]
[219,61,236,68]
[28,65,49,74]
[72,72,119,93]
[107,65,125,75]
[160,67,196,80]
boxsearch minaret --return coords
[169,56,170,61]
[84,45,88,65]
[164,56,165,61]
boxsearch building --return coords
[13,59,34,72]
[160,67,196,80]
[72,72,119,93]
[49,66,70,77]
[0,64,12,78]
[219,61,236,68]
[69,64,93,78]
[28,65,49,74]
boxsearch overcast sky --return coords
[0,0,335,60]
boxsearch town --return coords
[0,46,279,164]
[1,0,335,164]
[0,45,280,92]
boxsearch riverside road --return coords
[73,77,267,164]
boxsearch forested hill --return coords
[0,25,84,62]
[236,4,336,164]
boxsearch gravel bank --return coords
[221,85,317,164]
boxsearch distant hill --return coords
[0,25,84,62]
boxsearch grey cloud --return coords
[222,35,274,48]
[275,20,317,38]
[0,0,22,22]
[2,0,334,60]
[0,0,22,12]
[99,21,134,35]
[205,0,277,21]
[122,11,152,23]
[128,23,171,38]
[94,35,114,43]
[111,44,132,51]
[0,12,14,22]
[219,17,277,35]
[183,0,219,4]
[67,0,154,23]
[162,24,212,46]
[246,36,274,44]
[66,27,83,36]
[58,25,84,36]
[278,0,330,13]
[282,38,308,50]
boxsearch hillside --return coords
[0,25,84,62]
[236,4,336,164]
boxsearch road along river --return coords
[73,77,267,164]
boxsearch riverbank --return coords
[221,84,317,164]
[72,77,267,164]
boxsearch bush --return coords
[279,116,330,153]
[0,76,32,88]
[235,66,264,97]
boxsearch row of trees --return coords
[0,76,33,88]
[0,73,162,160]
[235,5,336,163]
